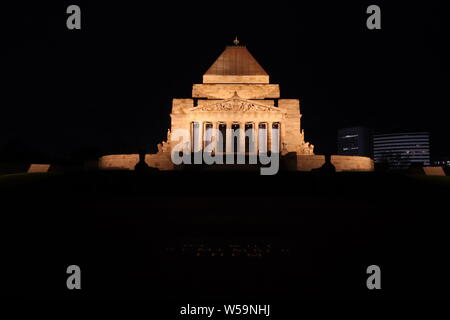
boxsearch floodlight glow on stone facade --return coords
[99,41,373,173]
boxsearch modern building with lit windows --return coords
[372,132,430,168]
[337,126,372,157]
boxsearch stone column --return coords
[280,121,285,152]
[191,122,196,152]
[225,122,234,164]
[226,122,233,153]
[258,123,268,154]
[247,123,257,164]
[198,121,204,152]
[204,122,213,153]
[191,121,202,152]
[216,122,224,154]
[192,121,203,164]
[248,123,256,155]
[254,123,259,154]
[239,122,246,154]
[272,123,280,153]
[211,122,217,153]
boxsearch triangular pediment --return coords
[190,93,281,113]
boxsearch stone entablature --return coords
[192,84,280,99]
[203,75,269,84]
[191,96,280,113]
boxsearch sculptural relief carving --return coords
[195,98,275,112]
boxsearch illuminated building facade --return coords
[373,132,431,168]
[99,41,373,172]
[337,126,372,157]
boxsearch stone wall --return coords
[146,152,174,170]
[278,99,313,154]
[296,155,374,172]
[99,153,374,172]
[331,155,374,172]
[297,155,325,171]
[423,166,446,176]
[28,164,50,173]
[98,153,174,171]
[98,154,139,170]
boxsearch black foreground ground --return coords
[1,170,449,301]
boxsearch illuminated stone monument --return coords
[99,40,373,172]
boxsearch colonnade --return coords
[191,121,280,154]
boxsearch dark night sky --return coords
[1,1,449,160]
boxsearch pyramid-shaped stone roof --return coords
[203,46,269,84]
